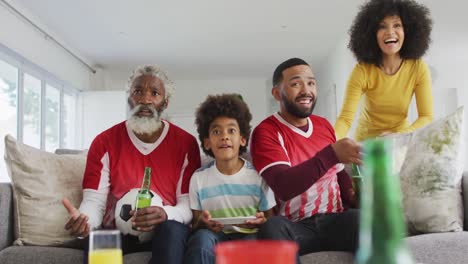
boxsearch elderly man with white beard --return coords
[62,65,201,264]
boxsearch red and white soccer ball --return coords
[114,188,163,242]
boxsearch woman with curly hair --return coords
[334,0,434,141]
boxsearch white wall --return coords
[80,91,127,148]
[314,36,356,128]
[0,0,94,90]
[171,78,270,129]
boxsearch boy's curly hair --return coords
[348,0,432,65]
[195,94,252,158]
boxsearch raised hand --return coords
[331,138,362,165]
[62,198,90,238]
[130,206,168,232]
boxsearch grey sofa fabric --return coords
[54,148,87,155]
[300,251,353,263]
[0,246,83,263]
[464,170,468,228]
[120,251,351,264]
[407,232,468,264]
[1,171,468,264]
[124,252,151,263]
[0,183,13,252]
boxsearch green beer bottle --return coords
[355,139,413,264]
[135,167,152,209]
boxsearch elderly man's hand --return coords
[331,138,362,165]
[130,206,167,232]
[62,198,90,238]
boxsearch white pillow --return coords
[400,107,465,233]
[4,135,86,246]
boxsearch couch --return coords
[1,171,468,263]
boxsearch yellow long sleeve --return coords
[334,59,433,141]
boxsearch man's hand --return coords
[62,198,90,238]
[346,188,358,209]
[130,206,168,232]
[331,138,362,165]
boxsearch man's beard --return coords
[127,104,163,135]
[281,93,316,118]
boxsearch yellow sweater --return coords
[334,59,433,141]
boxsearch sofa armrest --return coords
[463,171,468,231]
[0,183,14,251]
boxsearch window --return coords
[0,47,80,182]
[0,60,18,182]
[23,73,42,148]
[45,84,60,152]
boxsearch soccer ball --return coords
[115,188,163,242]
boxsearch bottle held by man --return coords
[351,163,362,203]
[355,139,413,264]
[132,167,153,231]
[135,167,152,209]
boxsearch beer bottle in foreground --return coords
[355,139,413,264]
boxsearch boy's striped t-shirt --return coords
[189,158,276,233]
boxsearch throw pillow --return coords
[377,132,413,176]
[399,107,465,234]
[4,135,86,246]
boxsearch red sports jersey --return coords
[82,120,201,228]
[251,113,344,221]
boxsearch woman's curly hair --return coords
[348,0,432,65]
[195,94,252,158]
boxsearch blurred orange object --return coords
[215,240,298,264]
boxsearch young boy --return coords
[183,94,276,264]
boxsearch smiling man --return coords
[250,58,361,263]
[63,65,201,264]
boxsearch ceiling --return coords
[9,0,466,79]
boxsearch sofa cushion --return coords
[54,148,88,155]
[123,250,356,264]
[406,231,468,264]
[463,172,468,230]
[124,252,151,264]
[3,135,86,246]
[400,107,465,233]
[0,246,83,264]
[0,183,14,251]
[300,251,353,264]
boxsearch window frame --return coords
[0,43,81,151]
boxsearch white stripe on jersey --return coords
[98,152,111,190]
[277,132,289,158]
[259,161,290,175]
[302,183,319,219]
[176,153,189,197]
